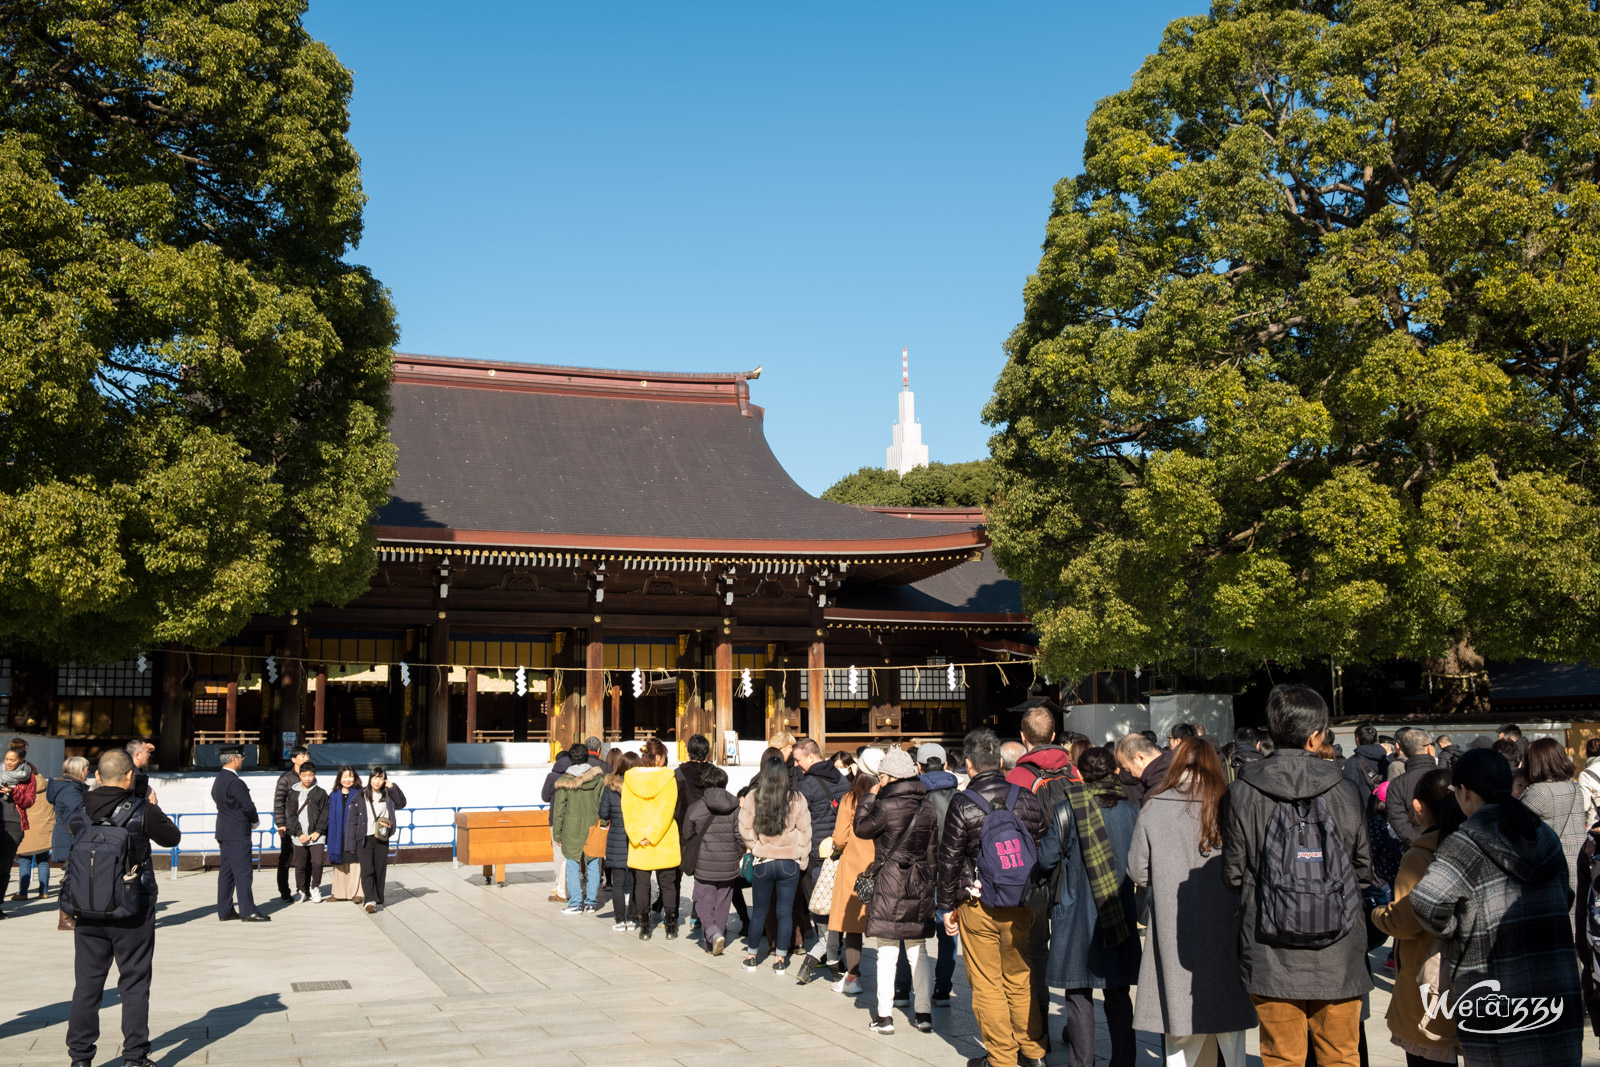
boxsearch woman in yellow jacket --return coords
[622,737,681,940]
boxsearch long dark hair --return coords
[845,765,876,808]
[752,755,792,837]
[1452,747,1543,841]
[1150,738,1228,854]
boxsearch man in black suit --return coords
[212,748,269,922]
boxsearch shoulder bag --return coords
[853,802,922,906]
[367,791,394,843]
[808,842,843,912]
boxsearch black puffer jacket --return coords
[796,760,849,862]
[937,768,1048,906]
[683,786,743,882]
[596,780,629,870]
[675,761,719,824]
[272,768,300,831]
[856,778,938,940]
[284,785,328,841]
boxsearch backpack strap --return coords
[961,788,992,815]
[1005,785,1022,810]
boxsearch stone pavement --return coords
[4,862,1599,1067]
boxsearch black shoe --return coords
[70,1061,91,1067]
[914,1013,933,1033]
[967,1059,994,1067]
[794,955,817,985]
[869,1015,895,1034]
[219,911,240,921]
[278,894,293,903]
[240,913,272,923]
[711,935,726,956]
[664,917,678,940]
[1019,1056,1046,1067]
[637,918,652,940]
[123,1058,159,1066]
[932,990,953,1005]
[772,954,791,975]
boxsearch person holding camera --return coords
[358,766,406,912]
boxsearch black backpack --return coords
[65,797,152,921]
[1256,792,1361,948]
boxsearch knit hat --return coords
[858,747,886,775]
[880,748,918,780]
[916,742,948,768]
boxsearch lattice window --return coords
[901,657,966,701]
[58,660,152,698]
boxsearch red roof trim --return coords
[375,524,986,556]
[854,505,987,524]
[392,353,761,407]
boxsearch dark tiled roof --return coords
[831,554,1026,622]
[375,356,983,558]
[1486,658,1600,700]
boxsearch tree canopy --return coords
[985,0,1600,681]
[0,1,396,662]
[822,459,997,508]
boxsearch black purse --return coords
[853,802,922,906]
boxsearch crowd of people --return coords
[6,689,1600,1066]
[537,691,1596,1067]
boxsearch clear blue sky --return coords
[303,1,1199,495]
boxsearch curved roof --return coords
[376,354,985,563]
[830,553,1028,626]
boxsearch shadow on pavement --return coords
[0,990,116,1040]
[149,993,286,1063]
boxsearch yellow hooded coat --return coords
[621,766,680,869]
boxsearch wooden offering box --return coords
[455,809,552,886]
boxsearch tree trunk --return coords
[1424,632,1490,717]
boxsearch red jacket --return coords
[1005,744,1080,792]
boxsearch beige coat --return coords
[828,792,874,934]
[737,790,810,866]
[1371,829,1458,1055]
[18,774,53,857]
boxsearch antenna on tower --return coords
[902,347,909,389]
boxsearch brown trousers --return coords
[1251,995,1362,1067]
[957,901,1047,1066]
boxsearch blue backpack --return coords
[65,798,152,922]
[961,785,1036,908]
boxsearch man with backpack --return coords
[938,728,1050,1067]
[1222,685,1373,1067]
[65,748,182,1067]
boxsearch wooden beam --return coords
[278,625,305,764]
[809,636,827,750]
[225,678,238,735]
[313,670,327,736]
[715,632,734,765]
[428,619,450,766]
[465,668,478,741]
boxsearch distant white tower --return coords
[885,347,930,476]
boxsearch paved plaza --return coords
[3,861,1599,1067]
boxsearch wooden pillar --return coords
[157,646,184,771]
[871,666,902,737]
[584,622,605,744]
[808,635,827,750]
[465,668,478,742]
[225,678,238,735]
[428,618,450,767]
[714,632,734,765]
[608,685,622,738]
[313,671,327,737]
[278,625,304,764]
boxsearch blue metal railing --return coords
[161,804,548,879]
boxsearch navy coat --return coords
[1037,790,1143,989]
[596,781,629,870]
[46,777,87,862]
[211,770,258,843]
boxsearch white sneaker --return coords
[833,974,862,995]
[310,886,323,903]
[291,891,304,903]
[562,903,585,916]
[612,919,630,931]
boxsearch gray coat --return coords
[1521,779,1588,922]
[1221,748,1374,1001]
[1128,789,1257,1036]
[1410,806,1582,1067]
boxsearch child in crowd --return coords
[287,762,329,903]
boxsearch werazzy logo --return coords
[991,839,1026,870]
[1420,980,1566,1035]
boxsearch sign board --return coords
[724,730,739,765]
[282,731,297,760]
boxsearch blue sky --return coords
[303,1,1199,494]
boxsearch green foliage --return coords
[0,1,396,661]
[822,459,997,508]
[985,0,1600,679]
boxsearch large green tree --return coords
[0,1,396,662]
[822,459,997,508]
[986,0,1600,682]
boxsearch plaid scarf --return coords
[1066,778,1131,948]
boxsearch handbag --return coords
[852,802,922,906]
[808,850,841,913]
[584,822,609,858]
[739,851,754,883]
[368,792,394,843]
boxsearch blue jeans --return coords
[566,855,600,906]
[17,854,50,896]
[746,858,800,957]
